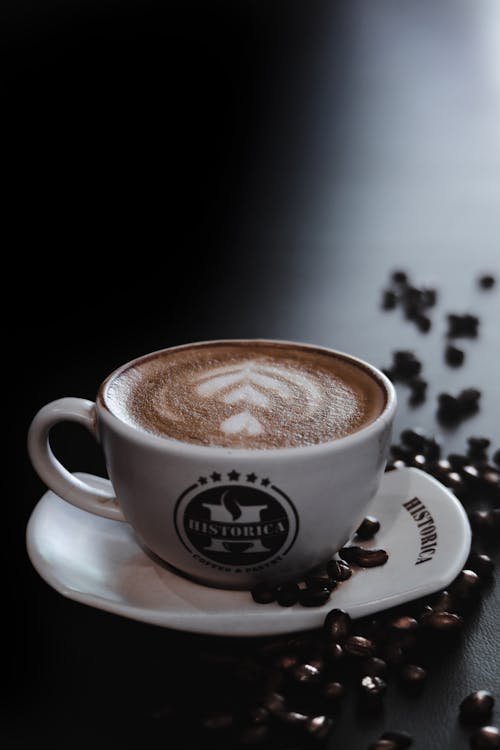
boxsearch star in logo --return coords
[198,476,208,485]
[261,477,270,487]
[228,470,240,481]
[210,472,221,482]
[246,472,257,483]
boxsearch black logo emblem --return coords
[174,472,298,572]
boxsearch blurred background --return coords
[4,0,500,747]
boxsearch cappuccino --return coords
[103,341,386,449]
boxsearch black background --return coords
[4,1,500,748]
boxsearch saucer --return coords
[26,468,470,637]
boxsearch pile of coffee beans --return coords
[251,517,388,608]
[382,351,427,405]
[381,270,437,332]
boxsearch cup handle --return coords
[28,397,126,521]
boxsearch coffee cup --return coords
[28,339,396,589]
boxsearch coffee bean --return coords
[305,573,333,589]
[470,726,500,749]
[251,583,275,604]
[356,516,381,540]
[421,610,464,631]
[338,546,363,564]
[451,569,482,599]
[400,664,427,684]
[448,453,470,470]
[380,729,414,747]
[468,437,491,458]
[431,590,459,613]
[402,427,427,450]
[408,377,428,404]
[460,388,482,409]
[383,290,398,309]
[345,635,376,658]
[327,559,352,581]
[478,274,496,289]
[202,711,234,730]
[277,710,308,726]
[355,548,389,568]
[470,510,496,536]
[239,724,270,744]
[392,270,408,284]
[386,459,409,471]
[306,715,334,740]
[325,642,345,662]
[416,313,431,332]
[460,691,495,722]
[323,681,346,701]
[447,313,479,338]
[274,653,298,671]
[467,552,494,579]
[248,706,270,725]
[324,608,352,641]
[299,585,331,607]
[368,741,398,750]
[292,663,321,684]
[362,657,388,677]
[261,691,286,714]
[275,582,300,607]
[410,453,427,469]
[389,615,418,632]
[360,675,387,696]
[446,345,465,366]
[393,351,422,378]
[493,449,500,467]
[424,437,442,460]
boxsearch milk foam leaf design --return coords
[193,360,322,436]
[221,412,263,435]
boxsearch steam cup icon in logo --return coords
[174,473,299,571]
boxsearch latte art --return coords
[103,342,386,449]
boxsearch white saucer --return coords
[26,468,471,637]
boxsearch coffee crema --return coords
[103,342,386,449]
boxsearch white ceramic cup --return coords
[28,340,396,590]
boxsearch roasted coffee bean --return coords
[248,706,270,725]
[362,657,388,677]
[274,654,299,671]
[387,459,409,471]
[416,313,431,332]
[324,608,352,641]
[424,437,441,460]
[327,559,352,581]
[325,642,345,662]
[451,569,482,599]
[389,615,418,632]
[460,691,495,722]
[391,444,413,461]
[380,729,414,747]
[277,710,308,726]
[400,664,427,684]
[493,449,500,467]
[360,675,387,697]
[447,313,479,338]
[401,427,427,450]
[383,290,398,309]
[323,681,346,701]
[251,583,275,604]
[292,663,322,684]
[275,582,300,607]
[468,437,491,458]
[306,715,333,739]
[467,552,495,578]
[239,724,270,744]
[446,344,465,366]
[202,711,234,730]
[421,610,463,631]
[338,546,363,564]
[431,590,459,613]
[305,572,333,588]
[478,274,496,289]
[260,691,286,714]
[470,510,496,535]
[355,548,389,568]
[410,453,427,469]
[356,516,381,540]
[345,635,376,658]
[392,270,408,284]
[459,388,482,409]
[299,585,331,607]
[448,453,470,470]
[393,351,422,378]
[470,726,500,749]
[367,741,398,750]
[408,377,428,404]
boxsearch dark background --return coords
[4,0,500,747]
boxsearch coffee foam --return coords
[103,342,386,449]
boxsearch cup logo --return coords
[174,472,298,572]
